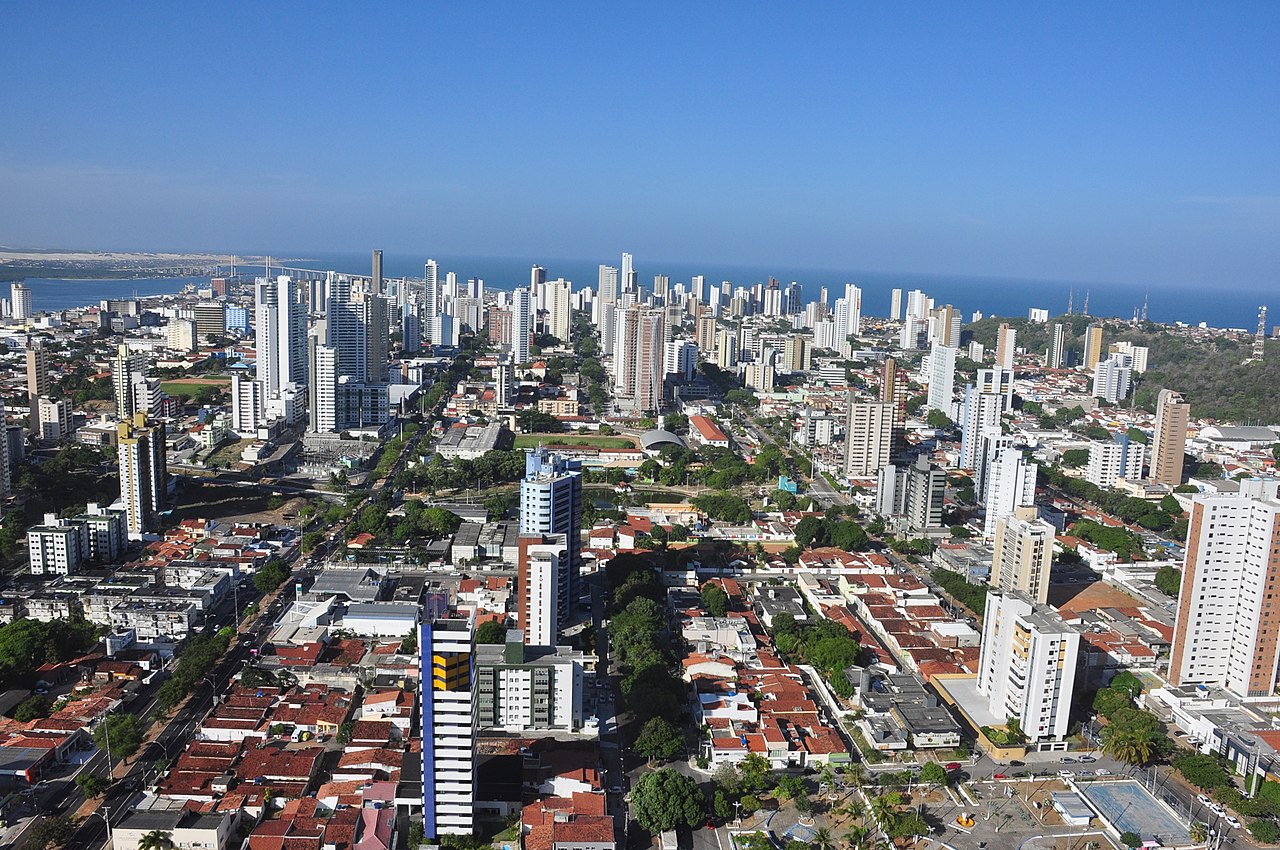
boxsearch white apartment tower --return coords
[517,534,567,647]
[510,288,532,365]
[520,449,583,626]
[978,591,1080,744]
[1086,435,1145,489]
[546,278,572,343]
[982,448,1038,536]
[926,343,957,413]
[845,399,895,477]
[1169,480,1280,698]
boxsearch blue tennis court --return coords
[1080,780,1191,845]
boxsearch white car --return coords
[1209,804,1227,817]
[1197,794,1213,805]
[1225,816,1242,829]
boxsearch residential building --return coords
[994,323,1016,369]
[1169,480,1280,698]
[419,614,476,837]
[982,448,1038,536]
[663,340,697,382]
[1046,322,1066,368]
[25,338,50,433]
[10,283,32,321]
[1092,353,1132,404]
[546,278,572,343]
[193,301,227,342]
[35,396,73,441]
[877,454,945,532]
[27,513,87,575]
[166,317,198,352]
[475,633,586,732]
[1149,388,1190,486]
[989,507,1056,604]
[118,413,167,537]
[1083,324,1104,370]
[520,450,583,624]
[977,591,1080,746]
[1086,435,1145,489]
[845,400,894,477]
[925,343,957,413]
[958,386,1005,470]
[518,534,568,647]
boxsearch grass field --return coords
[513,434,636,449]
[161,378,231,397]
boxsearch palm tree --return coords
[1101,722,1158,765]
[869,794,898,831]
[812,827,833,850]
[843,825,871,850]
[138,831,175,850]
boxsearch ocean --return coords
[18,258,1270,331]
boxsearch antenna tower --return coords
[1141,290,1149,323]
[1082,291,1090,316]
[1253,305,1268,362]
[1067,289,1074,316]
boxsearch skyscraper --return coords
[418,613,476,837]
[981,449,1039,536]
[614,305,664,414]
[989,507,1055,604]
[371,249,383,294]
[1086,434,1145,489]
[994,323,1017,369]
[510,288,532,365]
[845,400,894,477]
[889,288,903,321]
[112,343,147,420]
[1091,353,1133,404]
[424,260,441,318]
[25,338,49,433]
[596,265,619,354]
[117,413,167,537]
[546,278,572,343]
[926,343,957,413]
[621,252,636,293]
[1169,480,1280,697]
[1150,389,1190,486]
[932,304,961,347]
[520,449,582,626]
[1083,324,1105,370]
[10,283,32,321]
[959,385,1006,470]
[254,275,308,396]
[1046,322,1066,368]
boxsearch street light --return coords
[87,805,113,844]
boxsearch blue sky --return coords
[1,3,1277,288]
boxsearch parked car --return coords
[945,762,960,771]
[1079,755,1097,763]
[992,773,1009,780]
[1226,816,1242,829]
[1061,756,1078,763]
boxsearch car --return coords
[1209,804,1227,817]
[1009,760,1025,767]
[1078,755,1097,763]
[1226,816,1242,829]
[1197,794,1213,805]
[992,773,1009,780]
[1094,769,1111,777]
[1061,756,1078,763]
[609,785,623,794]
[33,688,48,696]
[944,762,960,771]
[1058,770,1076,779]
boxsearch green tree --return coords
[1119,831,1142,849]
[1100,707,1168,765]
[1172,752,1232,790]
[1109,671,1144,699]
[1250,820,1280,843]
[738,753,772,793]
[14,695,51,722]
[253,559,292,593]
[631,768,706,833]
[476,620,508,644]
[700,583,729,617]
[94,713,144,761]
[793,515,824,548]
[76,773,111,797]
[1154,565,1181,597]
[634,717,684,762]
[926,409,952,429]
[1061,448,1090,468]
[919,762,948,787]
[22,814,77,849]
[336,720,355,744]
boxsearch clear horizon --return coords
[2,4,1278,292]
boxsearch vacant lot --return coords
[171,480,307,524]
[513,434,636,450]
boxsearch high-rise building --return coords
[517,534,568,647]
[994,323,1017,370]
[596,265,618,353]
[1046,323,1066,368]
[889,288,903,321]
[975,367,1015,405]
[371,249,383,294]
[843,284,862,337]
[1149,389,1190,486]
[845,400,895,477]
[231,372,264,437]
[520,449,582,625]
[614,306,664,414]
[10,283,32,321]
[932,304,961,348]
[663,340,697,382]
[977,591,1080,744]
[1086,434,1145,489]
[494,359,514,410]
[782,336,811,373]
[1169,480,1280,698]
[25,338,49,433]
[989,507,1055,603]
[743,356,776,394]
[193,302,227,343]
[424,260,441,318]
[418,613,476,837]
[112,344,147,420]
[959,385,1006,470]
[34,396,73,441]
[475,631,586,732]
[117,413,167,537]
[510,288,532,365]
[1110,341,1149,373]
[926,343,957,413]
[715,328,738,369]
[546,278,573,343]
[876,455,946,532]
[1091,353,1133,404]
[982,448,1038,536]
[254,275,308,396]
[696,312,717,354]
[167,318,198,352]
[1083,324,1105,370]
[621,252,636,293]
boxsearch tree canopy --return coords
[631,768,705,833]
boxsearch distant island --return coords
[0,247,263,282]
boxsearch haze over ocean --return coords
[19,254,1268,331]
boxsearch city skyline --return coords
[2,5,1278,291]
